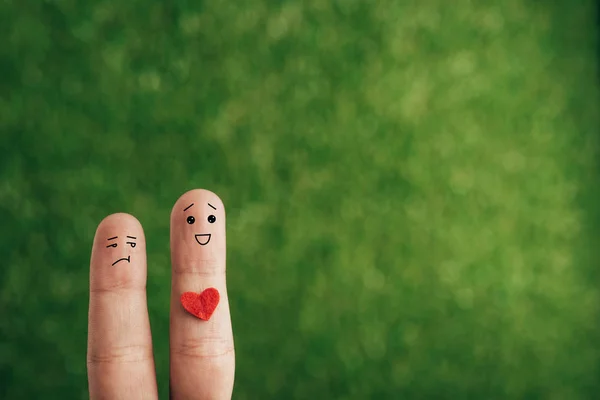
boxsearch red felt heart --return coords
[180,288,220,321]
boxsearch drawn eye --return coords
[207,215,216,223]
[127,242,136,248]
[106,243,117,248]
[187,216,195,224]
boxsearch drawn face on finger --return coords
[183,202,218,246]
[105,235,137,266]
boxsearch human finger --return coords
[169,189,235,399]
[87,213,158,400]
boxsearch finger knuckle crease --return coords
[90,281,145,294]
[174,337,234,359]
[87,344,153,365]
[173,259,225,277]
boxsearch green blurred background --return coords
[1,0,600,398]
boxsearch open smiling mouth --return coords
[112,256,131,266]
[195,234,211,245]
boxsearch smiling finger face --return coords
[182,201,219,247]
[171,189,226,276]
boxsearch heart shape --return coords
[180,288,220,321]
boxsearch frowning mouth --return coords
[112,256,130,266]
[195,234,211,245]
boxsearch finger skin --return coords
[170,189,235,400]
[87,213,158,400]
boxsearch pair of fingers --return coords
[87,189,235,399]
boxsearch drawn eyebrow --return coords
[183,203,194,212]
[208,203,216,210]
[126,236,136,239]
[107,236,118,241]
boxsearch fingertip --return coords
[171,189,225,220]
[94,213,143,240]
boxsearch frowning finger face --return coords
[105,235,138,266]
